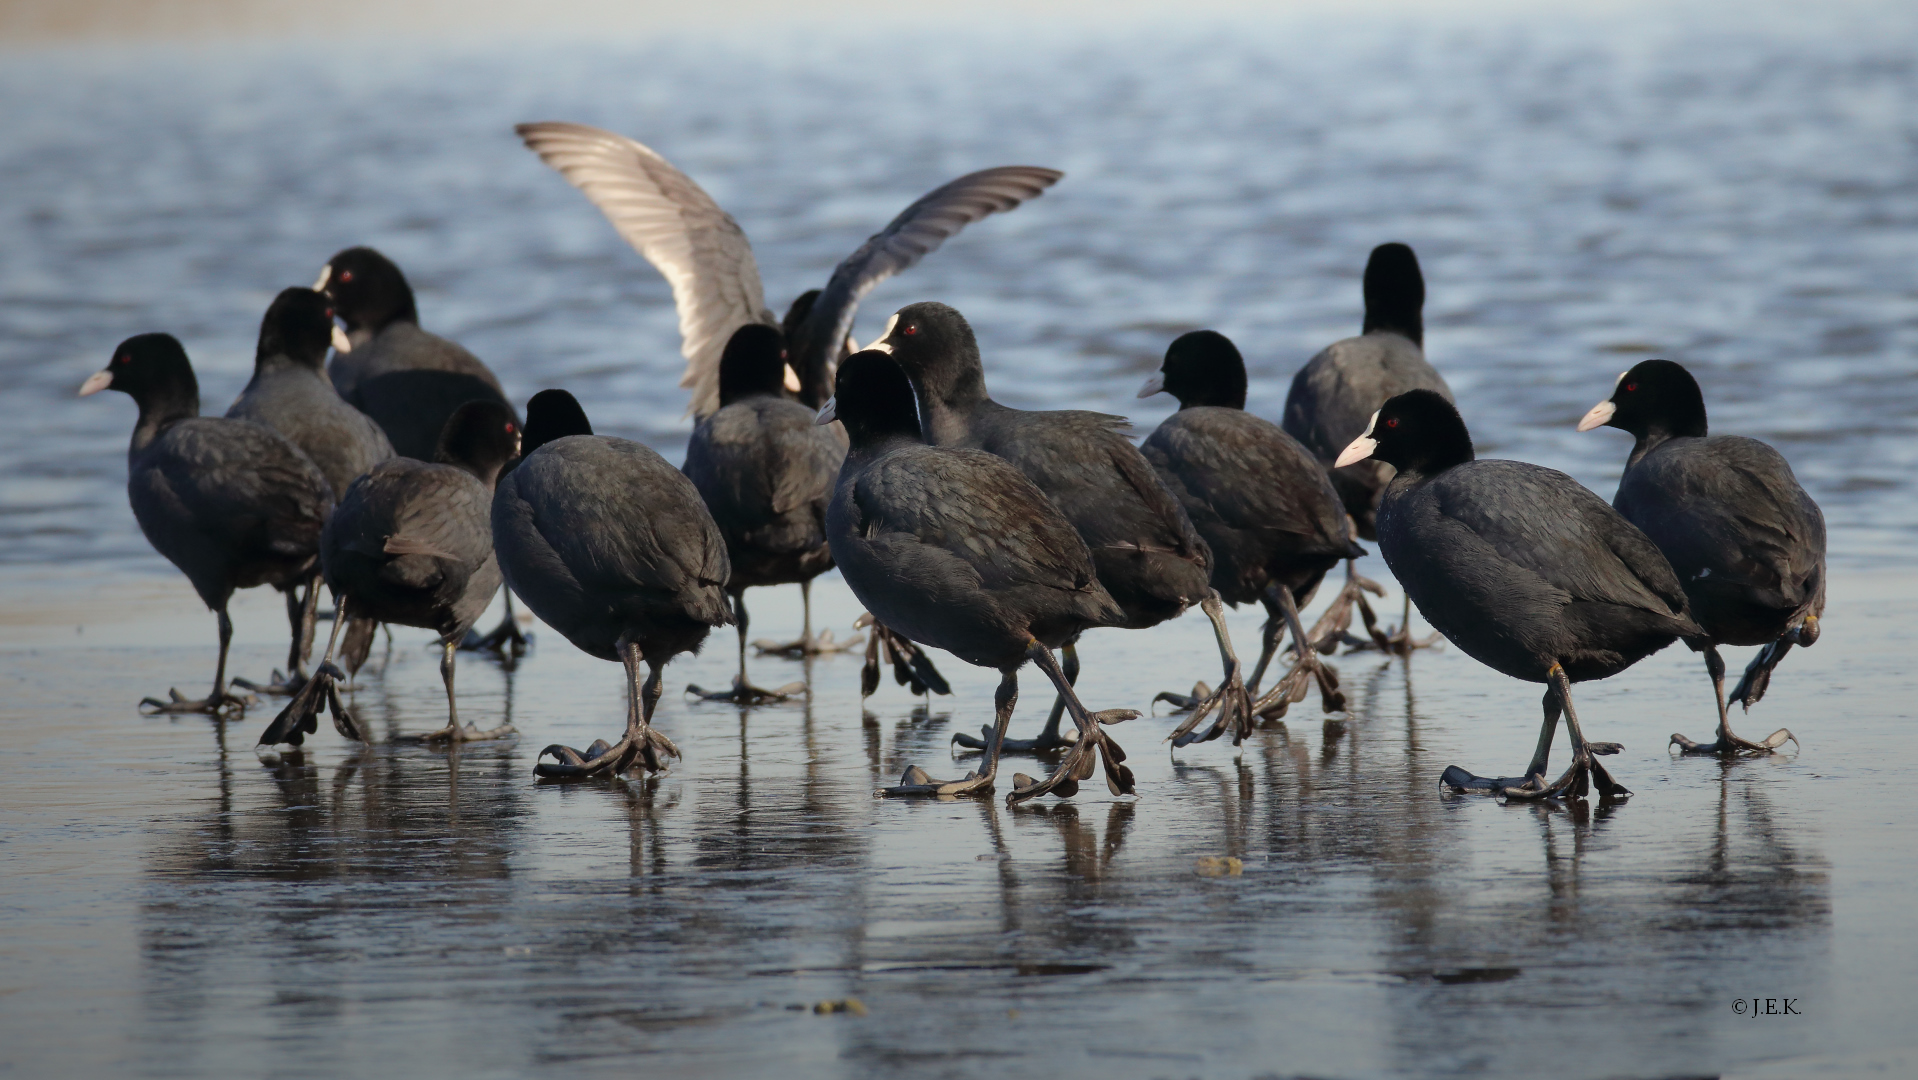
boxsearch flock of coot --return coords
[80,121,1827,805]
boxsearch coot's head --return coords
[521,389,594,457]
[717,323,798,406]
[816,349,923,449]
[868,301,983,403]
[315,246,417,335]
[256,287,335,370]
[1576,359,1708,440]
[1361,242,1424,346]
[1334,388,1472,476]
[80,333,200,417]
[782,289,821,341]
[435,400,521,486]
[1138,330,1247,410]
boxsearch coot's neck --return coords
[910,361,991,447]
[130,385,200,456]
[1624,408,1708,469]
[1385,434,1473,483]
[843,430,920,472]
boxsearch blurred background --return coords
[3,3,1915,1078]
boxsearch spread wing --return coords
[516,121,776,418]
[795,166,1063,399]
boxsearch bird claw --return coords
[533,726,678,781]
[141,687,255,717]
[1443,749,1631,802]
[685,675,807,705]
[876,763,993,797]
[1007,729,1134,804]
[406,721,517,743]
[951,723,1076,753]
[752,628,865,658]
[1669,727,1797,755]
[460,615,530,657]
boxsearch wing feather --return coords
[796,166,1063,397]
[516,121,775,417]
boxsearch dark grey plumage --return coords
[227,287,395,682]
[228,287,395,499]
[259,401,520,747]
[1345,389,1700,799]
[81,333,332,715]
[1138,331,1366,742]
[680,324,844,703]
[492,390,732,779]
[1579,358,1825,754]
[872,302,1251,750]
[1283,243,1453,539]
[823,350,1134,803]
[317,246,519,461]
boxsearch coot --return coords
[1284,243,1453,652]
[258,401,520,747]
[871,302,1253,751]
[81,333,332,715]
[315,246,528,658]
[681,324,837,704]
[226,286,394,686]
[1577,359,1824,754]
[821,350,1136,803]
[1138,330,1368,744]
[517,120,1056,683]
[1338,389,1700,799]
[492,390,733,779]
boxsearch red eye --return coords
[1625,383,1636,392]
[339,270,354,284]
[116,354,129,365]
[1385,417,1399,428]
[505,423,516,434]
[902,325,917,336]
[325,308,334,319]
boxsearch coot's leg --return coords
[1670,646,1797,755]
[144,606,256,716]
[461,590,530,660]
[409,639,516,742]
[1242,586,1346,726]
[535,638,680,780]
[754,580,865,658]
[883,670,1019,796]
[1441,685,1562,794]
[688,586,806,704]
[234,577,323,696]
[954,641,1081,753]
[256,597,363,746]
[1492,664,1629,801]
[1151,594,1253,747]
[1009,641,1139,805]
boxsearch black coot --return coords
[1137,330,1369,744]
[226,286,394,686]
[1338,389,1701,799]
[493,390,733,779]
[871,302,1253,751]
[1284,243,1453,652]
[258,402,521,748]
[315,246,529,659]
[517,121,1057,690]
[1577,359,1825,754]
[81,333,332,715]
[681,324,842,704]
[822,350,1136,803]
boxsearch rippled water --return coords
[3,4,1917,1078]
